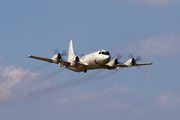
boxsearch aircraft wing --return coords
[28,55,70,66]
[28,55,88,69]
[28,55,54,63]
[116,63,152,68]
[132,63,153,66]
[116,64,129,67]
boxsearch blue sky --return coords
[0,0,180,120]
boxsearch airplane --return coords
[28,40,152,73]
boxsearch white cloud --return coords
[73,89,98,101]
[0,64,38,101]
[55,97,71,105]
[118,34,180,56]
[54,87,146,117]
[105,87,130,93]
[51,88,180,120]
[155,92,180,109]
[138,34,180,56]
[130,0,174,4]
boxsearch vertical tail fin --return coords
[68,40,76,61]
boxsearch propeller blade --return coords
[74,52,84,57]
[80,53,85,57]
[117,54,122,60]
[74,51,77,55]
[61,50,68,56]
[136,55,142,61]
[128,53,133,58]
[115,56,124,64]
[53,48,59,54]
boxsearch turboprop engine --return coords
[124,58,134,67]
[51,49,67,63]
[51,53,62,63]
[70,56,80,66]
[107,54,122,70]
[107,59,119,69]
[124,54,142,67]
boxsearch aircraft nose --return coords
[104,55,111,62]
[107,55,111,60]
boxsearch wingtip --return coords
[27,55,33,58]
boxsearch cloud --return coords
[51,89,180,120]
[55,97,71,105]
[54,87,146,117]
[0,65,38,101]
[72,89,99,101]
[138,34,180,56]
[155,92,180,109]
[0,54,67,101]
[130,0,174,4]
[118,34,180,56]
[0,55,53,101]
[105,87,130,93]
[118,0,176,5]
[152,92,180,119]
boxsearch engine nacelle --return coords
[51,53,61,63]
[107,59,119,69]
[70,56,79,66]
[124,58,136,67]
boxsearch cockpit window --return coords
[106,51,110,55]
[99,51,110,55]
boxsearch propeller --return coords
[53,48,59,54]
[128,53,133,58]
[136,55,142,61]
[128,53,142,64]
[74,51,85,57]
[53,48,67,61]
[117,54,122,60]
[107,54,123,71]
[74,51,84,63]
[75,56,79,62]
[114,54,123,64]
[80,53,85,57]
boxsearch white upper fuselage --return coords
[66,50,111,72]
